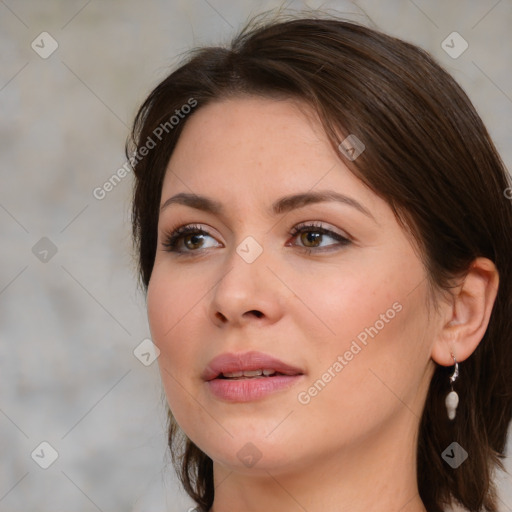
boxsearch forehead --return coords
[163,96,340,186]
[159,96,386,222]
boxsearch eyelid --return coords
[160,223,220,240]
[290,220,351,238]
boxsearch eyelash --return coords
[161,222,351,256]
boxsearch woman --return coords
[127,14,512,512]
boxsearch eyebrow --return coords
[160,190,375,220]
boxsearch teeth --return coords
[243,369,263,377]
[222,369,277,378]
[222,371,244,378]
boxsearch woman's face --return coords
[147,96,439,475]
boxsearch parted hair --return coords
[127,13,512,512]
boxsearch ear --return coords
[431,257,499,366]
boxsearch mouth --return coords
[202,351,305,402]
[217,369,301,379]
[201,351,304,382]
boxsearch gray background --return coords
[1,1,511,511]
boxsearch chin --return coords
[206,433,301,469]
[212,447,297,474]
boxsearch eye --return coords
[288,222,351,252]
[161,224,221,254]
[161,222,351,256]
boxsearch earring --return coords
[445,353,459,421]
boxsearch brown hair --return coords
[127,13,512,512]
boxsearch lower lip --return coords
[206,375,304,402]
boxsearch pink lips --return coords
[202,351,305,402]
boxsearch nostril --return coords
[215,312,228,322]
[214,310,263,323]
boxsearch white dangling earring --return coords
[445,353,459,421]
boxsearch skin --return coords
[146,96,499,512]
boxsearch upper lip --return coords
[201,351,305,381]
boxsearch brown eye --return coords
[300,231,323,247]
[184,233,205,250]
[289,223,352,252]
[162,224,221,254]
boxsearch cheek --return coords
[303,280,431,421]
[147,270,174,347]
[147,262,204,342]
[147,268,204,420]
[285,257,404,348]
[146,267,200,371]
[289,253,430,399]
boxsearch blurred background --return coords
[1,0,511,511]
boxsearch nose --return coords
[208,244,285,328]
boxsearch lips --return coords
[201,351,304,382]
